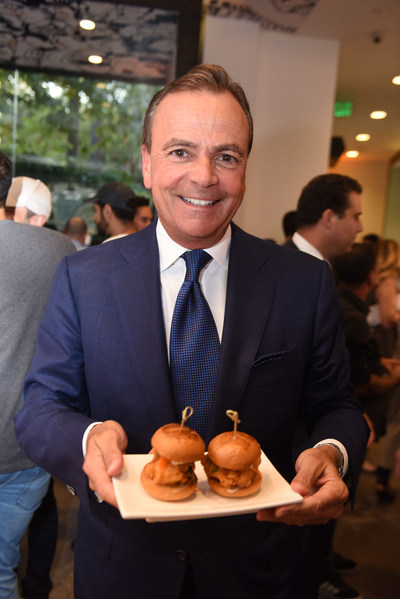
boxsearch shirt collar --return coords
[292,232,325,261]
[156,219,231,272]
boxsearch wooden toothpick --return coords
[226,409,241,439]
[180,406,194,432]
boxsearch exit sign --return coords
[335,101,353,117]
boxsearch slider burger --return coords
[141,422,205,501]
[202,430,262,497]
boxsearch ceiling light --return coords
[88,55,103,65]
[355,133,371,142]
[80,19,96,31]
[346,151,359,158]
[392,75,400,86]
[370,110,387,119]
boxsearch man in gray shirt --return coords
[0,152,76,599]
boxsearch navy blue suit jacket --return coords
[16,221,368,599]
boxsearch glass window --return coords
[0,68,160,234]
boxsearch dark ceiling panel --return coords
[0,0,202,84]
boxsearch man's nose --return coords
[189,157,218,187]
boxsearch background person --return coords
[0,153,75,599]
[6,176,52,225]
[285,172,365,599]
[286,173,363,261]
[62,217,88,251]
[85,182,153,243]
[334,243,400,507]
[131,195,153,232]
[367,239,400,502]
[15,64,369,599]
[281,209,298,242]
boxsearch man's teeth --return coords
[181,196,216,206]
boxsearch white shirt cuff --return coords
[82,421,103,456]
[314,438,348,477]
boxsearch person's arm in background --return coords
[376,277,399,329]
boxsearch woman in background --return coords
[370,239,400,503]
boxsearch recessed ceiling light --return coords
[355,133,371,142]
[392,75,400,86]
[80,19,96,31]
[88,55,103,64]
[370,110,387,119]
[346,151,359,158]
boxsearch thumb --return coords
[290,471,314,497]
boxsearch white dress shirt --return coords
[156,219,230,353]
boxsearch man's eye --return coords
[171,149,188,158]
[218,154,237,164]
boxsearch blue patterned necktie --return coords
[170,250,220,438]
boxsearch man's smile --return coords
[180,195,218,207]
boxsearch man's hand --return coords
[82,420,128,508]
[256,446,349,526]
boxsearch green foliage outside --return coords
[0,68,160,231]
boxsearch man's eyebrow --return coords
[162,138,197,151]
[214,143,246,158]
[162,139,246,158]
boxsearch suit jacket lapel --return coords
[108,222,278,438]
[109,223,177,430]
[208,226,277,439]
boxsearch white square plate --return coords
[112,452,303,522]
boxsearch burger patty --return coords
[145,454,196,486]
[201,455,259,489]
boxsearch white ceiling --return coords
[296,0,400,162]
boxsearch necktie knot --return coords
[182,250,212,283]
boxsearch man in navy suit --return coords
[15,65,369,599]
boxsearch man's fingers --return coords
[82,420,128,508]
[257,479,348,525]
[257,446,349,526]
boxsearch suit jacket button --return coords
[176,549,189,561]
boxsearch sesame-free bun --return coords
[151,423,205,463]
[140,465,198,501]
[207,431,261,470]
[207,469,262,498]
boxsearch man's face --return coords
[133,205,153,232]
[92,203,109,236]
[141,90,249,249]
[330,191,363,256]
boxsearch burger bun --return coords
[208,430,261,470]
[151,423,205,462]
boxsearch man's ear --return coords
[321,208,337,230]
[141,145,151,190]
[102,204,113,221]
[28,214,46,227]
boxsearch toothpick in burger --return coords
[141,407,205,501]
[202,410,262,497]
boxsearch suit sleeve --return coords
[299,261,370,494]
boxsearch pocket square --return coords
[252,350,288,367]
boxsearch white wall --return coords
[203,16,339,242]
